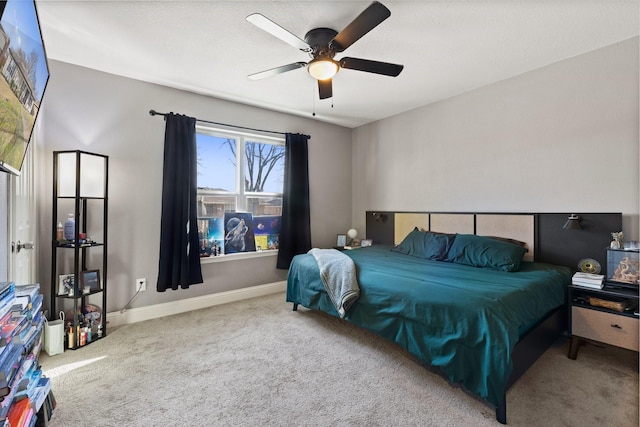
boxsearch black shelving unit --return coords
[50,150,108,349]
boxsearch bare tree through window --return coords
[221,139,285,192]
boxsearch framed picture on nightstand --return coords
[361,239,373,247]
[336,234,347,247]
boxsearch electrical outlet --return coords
[136,278,147,292]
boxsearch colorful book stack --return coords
[0,282,55,426]
[572,272,605,289]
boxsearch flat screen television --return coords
[0,0,49,176]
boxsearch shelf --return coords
[51,150,108,351]
[65,334,105,350]
[569,283,639,299]
[54,241,104,248]
[56,195,106,200]
[55,288,104,299]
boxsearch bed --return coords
[286,211,622,424]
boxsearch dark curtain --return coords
[276,133,311,269]
[157,113,203,291]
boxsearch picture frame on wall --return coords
[58,274,74,296]
[336,234,347,247]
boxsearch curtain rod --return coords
[149,109,293,137]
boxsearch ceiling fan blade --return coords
[330,1,391,52]
[248,62,307,80]
[340,57,403,77]
[318,79,333,99]
[246,13,310,51]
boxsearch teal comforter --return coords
[286,245,571,407]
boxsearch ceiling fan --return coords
[246,1,404,100]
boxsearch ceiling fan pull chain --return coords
[312,84,316,117]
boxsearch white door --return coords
[8,141,36,285]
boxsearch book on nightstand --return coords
[572,272,605,289]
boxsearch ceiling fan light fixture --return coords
[247,2,401,99]
[308,58,339,80]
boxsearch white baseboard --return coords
[106,281,286,327]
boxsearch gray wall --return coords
[352,37,639,241]
[35,60,352,313]
[32,37,640,314]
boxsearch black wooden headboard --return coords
[366,211,622,274]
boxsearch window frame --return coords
[195,124,285,262]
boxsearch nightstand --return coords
[568,282,639,359]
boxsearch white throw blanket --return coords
[308,248,360,318]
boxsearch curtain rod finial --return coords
[149,109,167,120]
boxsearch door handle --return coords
[14,241,35,253]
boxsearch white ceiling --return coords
[36,1,639,128]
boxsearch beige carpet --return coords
[39,292,638,426]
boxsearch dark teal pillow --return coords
[424,231,456,260]
[392,227,427,258]
[392,228,455,260]
[444,234,527,272]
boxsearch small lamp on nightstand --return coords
[347,228,358,246]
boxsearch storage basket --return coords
[588,296,627,312]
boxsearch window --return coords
[196,125,284,257]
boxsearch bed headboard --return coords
[366,211,622,272]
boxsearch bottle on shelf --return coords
[56,221,64,240]
[64,214,75,240]
[68,325,75,349]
